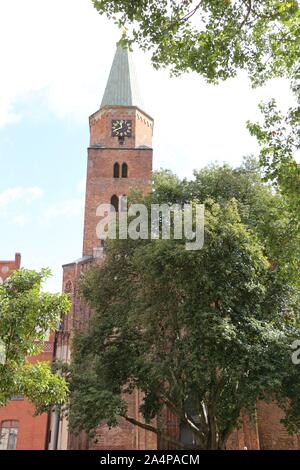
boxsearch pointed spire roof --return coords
[100,43,144,110]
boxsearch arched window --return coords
[0,420,19,450]
[113,162,120,178]
[64,280,73,294]
[121,162,128,178]
[111,195,119,212]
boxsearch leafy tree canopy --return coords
[0,269,70,410]
[69,160,300,449]
[153,159,299,287]
[93,0,300,85]
[248,71,300,211]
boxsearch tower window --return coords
[113,162,120,178]
[0,420,19,450]
[64,281,73,294]
[122,163,128,178]
[111,195,119,212]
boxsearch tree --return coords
[68,162,300,449]
[92,0,300,85]
[0,268,70,410]
[247,71,300,212]
[154,159,299,287]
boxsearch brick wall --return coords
[0,252,21,283]
[0,400,49,450]
[257,401,300,450]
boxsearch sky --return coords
[0,0,296,292]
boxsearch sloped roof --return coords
[100,44,144,110]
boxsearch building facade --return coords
[0,253,54,450]
[48,44,300,451]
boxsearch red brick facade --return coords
[0,254,54,450]
[257,402,300,450]
[0,253,21,284]
[0,400,49,450]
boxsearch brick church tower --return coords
[47,43,156,450]
[83,44,153,258]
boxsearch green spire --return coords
[100,44,144,110]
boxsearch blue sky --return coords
[0,0,295,292]
[0,95,87,291]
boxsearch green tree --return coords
[92,0,299,85]
[154,160,299,287]
[0,268,70,409]
[247,71,300,211]
[68,162,300,449]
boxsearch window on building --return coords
[64,280,73,294]
[0,420,19,450]
[121,162,128,178]
[113,162,120,178]
[111,195,119,212]
[179,397,201,447]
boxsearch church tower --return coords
[48,43,156,451]
[82,44,153,257]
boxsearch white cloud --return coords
[0,0,118,126]
[44,179,85,221]
[11,215,29,227]
[0,97,21,127]
[77,177,86,195]
[44,198,84,221]
[0,187,43,213]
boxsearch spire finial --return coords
[117,27,128,47]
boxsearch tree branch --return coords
[240,0,252,29]
[158,1,202,37]
[180,2,202,24]
[123,415,192,449]
[162,396,207,448]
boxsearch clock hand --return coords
[115,121,123,132]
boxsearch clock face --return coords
[112,119,132,138]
